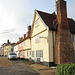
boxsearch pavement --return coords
[29,64,56,75]
[0,57,56,75]
[0,57,40,75]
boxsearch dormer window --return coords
[35,19,39,27]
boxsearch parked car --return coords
[8,52,17,60]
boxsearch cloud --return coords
[0,0,33,46]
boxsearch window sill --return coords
[35,41,40,44]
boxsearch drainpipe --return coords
[52,31,55,64]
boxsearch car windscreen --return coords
[9,53,16,55]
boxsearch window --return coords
[35,34,40,43]
[19,44,21,47]
[32,51,34,57]
[5,52,6,55]
[35,19,39,27]
[36,50,43,57]
[5,47,6,50]
[24,41,26,46]
[30,52,31,56]
[71,35,74,42]
[21,51,23,57]
[27,51,28,57]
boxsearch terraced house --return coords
[31,3,75,66]
[14,26,31,59]
[13,0,75,67]
[4,40,15,56]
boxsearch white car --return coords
[8,52,17,60]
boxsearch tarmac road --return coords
[0,59,40,75]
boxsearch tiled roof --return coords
[36,10,75,33]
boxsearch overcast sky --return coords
[0,0,75,46]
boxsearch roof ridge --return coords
[36,9,53,15]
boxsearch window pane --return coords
[32,51,34,57]
[35,19,39,27]
[35,34,40,43]
[27,51,28,57]
[21,51,23,57]
[36,50,43,57]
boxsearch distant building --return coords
[3,40,15,56]
[13,26,31,59]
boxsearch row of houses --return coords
[14,8,75,66]
[0,40,15,56]
[0,0,75,67]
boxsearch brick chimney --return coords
[24,34,26,38]
[55,0,74,64]
[27,26,31,37]
[7,39,10,44]
[28,25,31,32]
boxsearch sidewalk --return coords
[29,64,56,75]
[0,57,13,68]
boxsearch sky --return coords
[0,0,75,46]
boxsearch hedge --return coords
[56,64,75,75]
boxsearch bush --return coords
[56,64,75,75]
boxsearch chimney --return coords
[7,39,10,44]
[28,26,31,32]
[24,34,26,38]
[55,0,74,64]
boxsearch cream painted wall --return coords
[24,50,31,59]
[23,38,31,50]
[32,12,47,37]
[31,29,50,62]
[14,45,18,52]
[31,12,52,62]
[4,45,11,56]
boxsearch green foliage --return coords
[56,64,75,75]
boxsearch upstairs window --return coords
[19,44,21,47]
[24,41,26,46]
[35,19,39,27]
[35,34,40,43]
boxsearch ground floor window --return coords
[5,52,6,55]
[30,51,31,57]
[36,50,43,57]
[32,51,34,57]
[27,51,28,57]
[21,51,23,57]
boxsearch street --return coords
[0,57,40,75]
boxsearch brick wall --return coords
[55,0,74,64]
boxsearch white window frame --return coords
[19,44,21,47]
[35,34,40,43]
[32,51,34,57]
[36,50,43,58]
[35,19,39,27]
[21,51,23,57]
[24,41,26,46]
[27,51,28,57]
